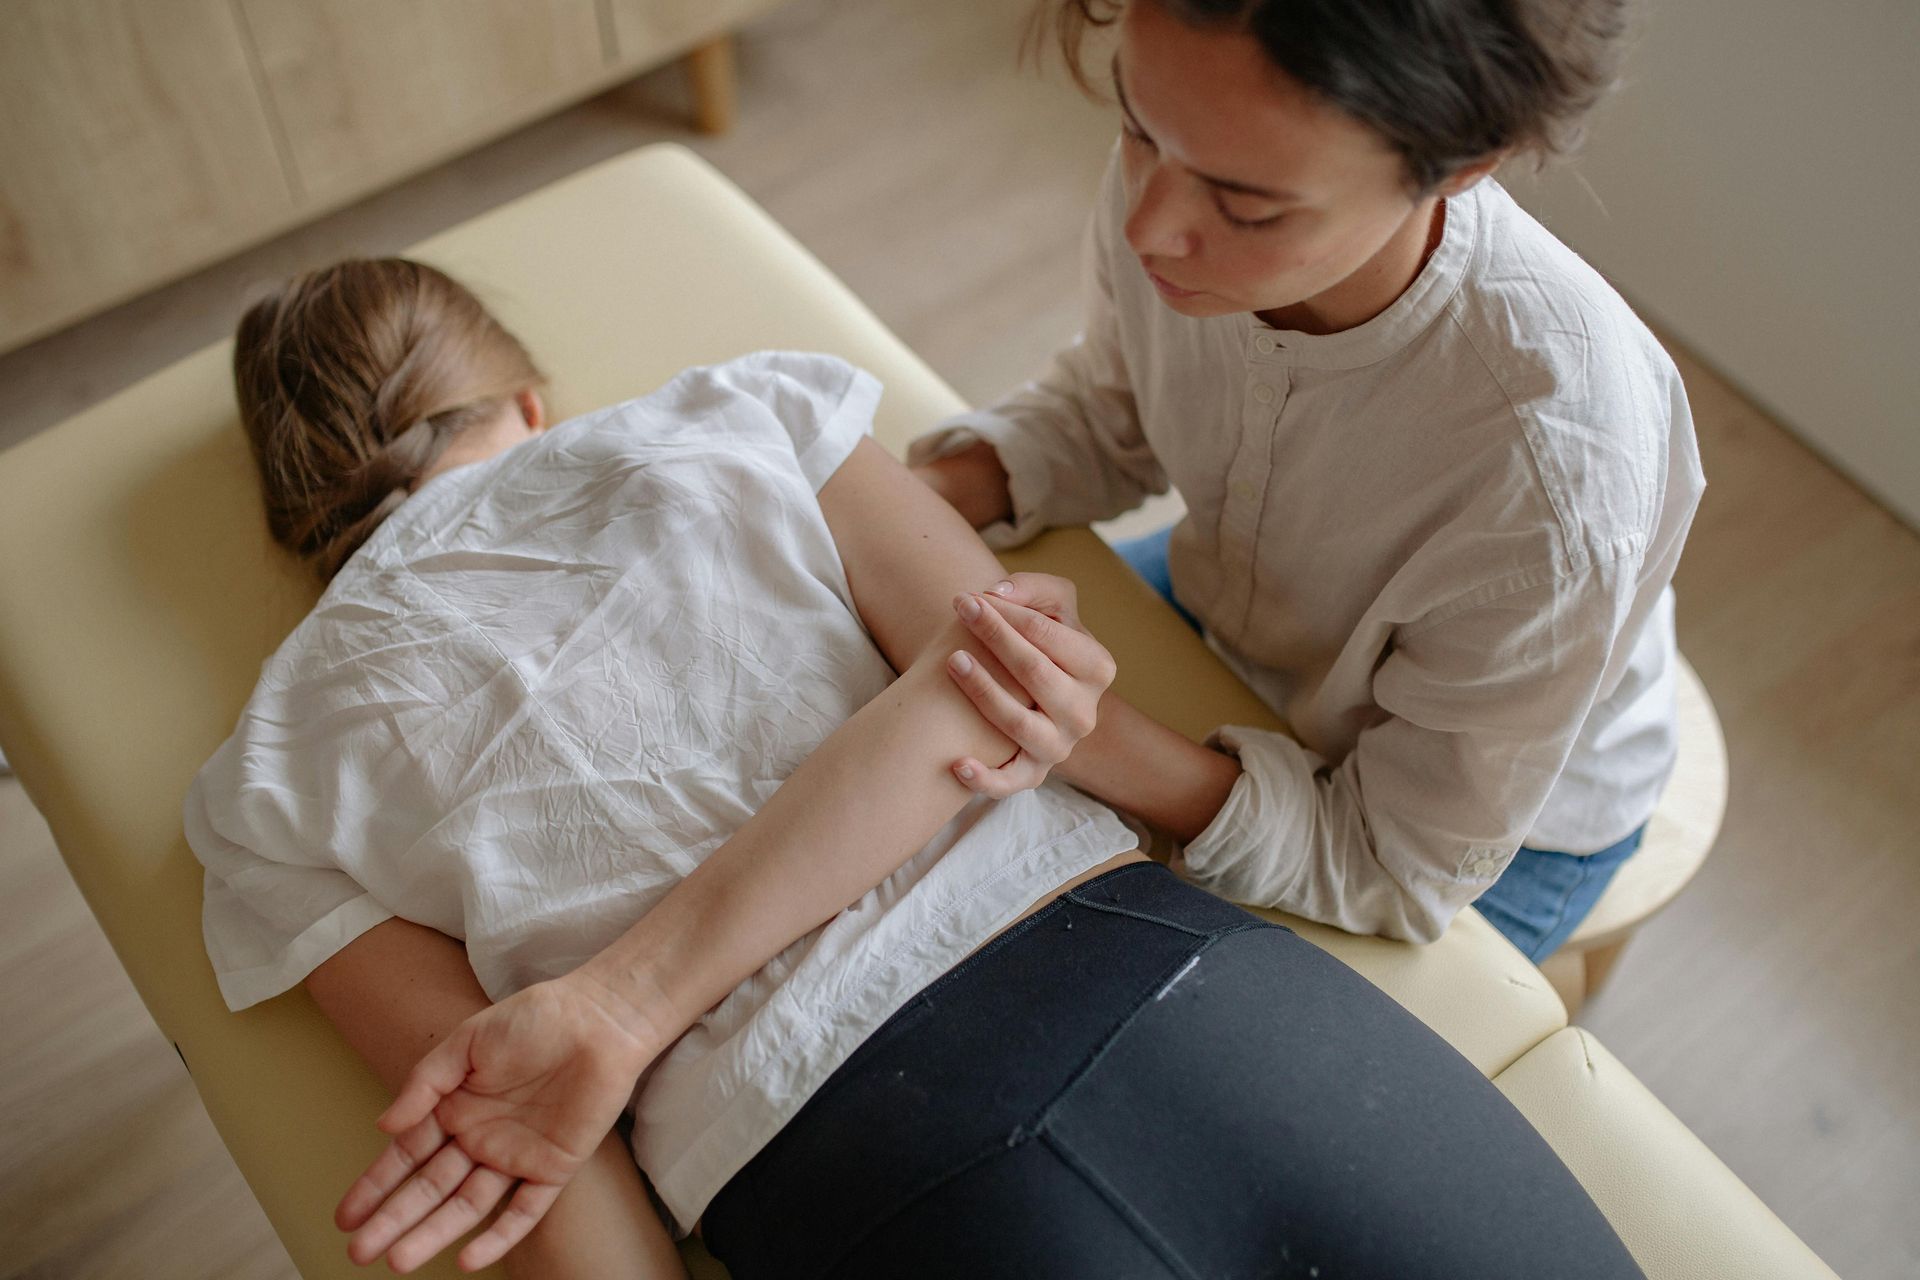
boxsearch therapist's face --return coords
[1113,0,1450,329]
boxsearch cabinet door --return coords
[603,0,785,68]
[238,0,606,206]
[0,0,296,351]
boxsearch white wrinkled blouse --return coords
[912,155,1705,943]
[184,351,1135,1232]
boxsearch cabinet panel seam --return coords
[225,0,306,207]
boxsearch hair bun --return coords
[232,258,543,581]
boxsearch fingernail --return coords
[949,650,974,675]
[991,580,1014,596]
[957,594,982,621]
[956,763,976,781]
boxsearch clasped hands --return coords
[337,571,1114,1271]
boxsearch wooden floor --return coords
[1,0,1914,1275]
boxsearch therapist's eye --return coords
[1216,198,1287,231]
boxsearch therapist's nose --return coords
[1124,163,1198,260]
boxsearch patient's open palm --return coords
[338,976,658,1272]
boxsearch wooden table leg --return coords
[1537,931,1636,1023]
[685,35,737,135]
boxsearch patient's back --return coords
[183,350,1136,1232]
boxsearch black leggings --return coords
[704,862,1642,1280]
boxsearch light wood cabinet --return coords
[606,0,730,61]
[0,0,786,355]
[237,0,606,205]
[0,0,295,349]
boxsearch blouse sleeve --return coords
[708,350,884,492]
[1180,552,1646,943]
[184,737,394,1011]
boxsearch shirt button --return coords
[1252,383,1276,405]
[1254,335,1276,354]
[1231,481,1258,503]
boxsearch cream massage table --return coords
[0,145,1835,1279]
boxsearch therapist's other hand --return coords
[910,439,1014,530]
[946,572,1116,798]
[336,973,659,1273]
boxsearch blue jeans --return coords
[1112,524,1645,962]
[1111,524,1201,632]
[1475,827,1645,962]
[705,863,1641,1279]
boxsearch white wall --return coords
[1503,0,1920,528]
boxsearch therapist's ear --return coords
[516,388,547,433]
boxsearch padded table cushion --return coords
[1497,1029,1839,1279]
[0,144,1661,1276]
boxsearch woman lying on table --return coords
[186,258,1641,1279]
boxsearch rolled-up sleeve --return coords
[1181,553,1642,942]
[907,156,1164,548]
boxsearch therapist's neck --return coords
[1254,195,1444,336]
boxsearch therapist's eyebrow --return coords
[1111,56,1302,203]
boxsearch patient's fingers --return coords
[384,1164,515,1274]
[336,1116,452,1231]
[346,1138,476,1266]
[457,1181,564,1272]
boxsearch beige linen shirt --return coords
[911,156,1705,943]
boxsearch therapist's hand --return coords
[910,439,1014,530]
[336,973,662,1273]
[945,572,1116,798]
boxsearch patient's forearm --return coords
[574,618,1017,1046]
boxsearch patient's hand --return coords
[337,973,662,1273]
[945,571,1117,798]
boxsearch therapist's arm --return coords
[304,918,685,1278]
[1050,692,1242,843]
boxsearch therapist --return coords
[914,0,1705,957]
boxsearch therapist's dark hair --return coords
[233,258,544,581]
[1039,0,1631,193]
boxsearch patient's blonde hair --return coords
[233,258,544,581]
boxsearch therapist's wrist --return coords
[1059,702,1242,845]
[910,440,1013,530]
